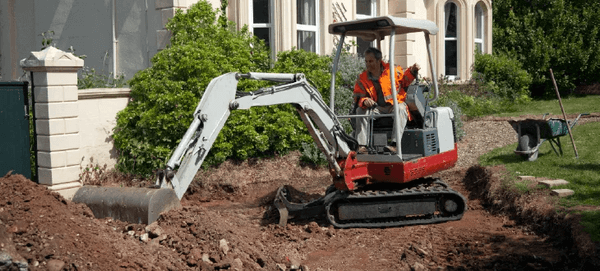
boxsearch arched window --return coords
[444,2,459,78]
[474,3,485,53]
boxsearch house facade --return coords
[227,0,492,81]
[1,0,491,82]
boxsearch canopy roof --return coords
[328,16,438,41]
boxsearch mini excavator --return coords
[73,16,467,227]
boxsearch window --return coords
[444,2,459,78]
[356,0,377,56]
[297,0,319,53]
[474,3,484,53]
[250,0,273,49]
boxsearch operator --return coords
[353,47,420,154]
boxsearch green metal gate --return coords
[0,82,32,179]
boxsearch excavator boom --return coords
[157,72,353,199]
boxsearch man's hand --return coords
[409,63,421,77]
[363,98,376,108]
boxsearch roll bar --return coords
[328,16,440,112]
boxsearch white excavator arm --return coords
[156,72,354,199]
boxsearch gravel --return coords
[456,119,515,168]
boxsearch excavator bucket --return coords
[72,186,181,224]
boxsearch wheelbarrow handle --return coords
[569,113,590,128]
[542,113,549,120]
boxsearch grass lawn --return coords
[494,95,600,117]
[477,94,600,241]
[479,121,600,241]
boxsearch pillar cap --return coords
[20,46,84,72]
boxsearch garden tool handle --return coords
[550,69,579,159]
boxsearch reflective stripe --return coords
[357,81,367,92]
[354,93,366,98]
[384,94,394,100]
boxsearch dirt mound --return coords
[0,173,183,270]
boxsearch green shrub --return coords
[297,50,365,163]
[435,77,513,120]
[271,48,334,98]
[272,49,349,166]
[432,52,533,122]
[113,1,280,175]
[332,52,365,133]
[472,52,532,103]
[209,105,312,166]
[299,142,328,167]
[78,67,127,89]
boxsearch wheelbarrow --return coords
[508,113,589,161]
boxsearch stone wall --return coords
[20,47,131,200]
[78,88,130,171]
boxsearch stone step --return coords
[518,176,536,180]
[551,189,574,197]
[538,179,569,188]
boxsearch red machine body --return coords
[334,144,458,191]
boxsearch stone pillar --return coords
[20,46,84,200]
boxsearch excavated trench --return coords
[461,165,600,270]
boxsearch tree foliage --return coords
[114,1,271,174]
[493,0,600,97]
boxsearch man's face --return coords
[365,53,380,75]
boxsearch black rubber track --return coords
[324,178,467,228]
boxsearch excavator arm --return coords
[157,72,354,199]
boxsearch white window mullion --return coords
[356,0,377,55]
[474,3,484,54]
[444,1,459,80]
[297,0,319,53]
[250,0,274,56]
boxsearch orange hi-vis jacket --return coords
[353,61,416,120]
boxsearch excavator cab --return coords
[328,16,449,161]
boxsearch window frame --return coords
[444,1,460,80]
[249,0,275,57]
[355,0,377,20]
[474,3,484,54]
[355,0,377,55]
[296,0,320,53]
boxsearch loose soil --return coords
[2,115,600,270]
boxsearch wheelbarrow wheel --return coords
[518,134,539,161]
